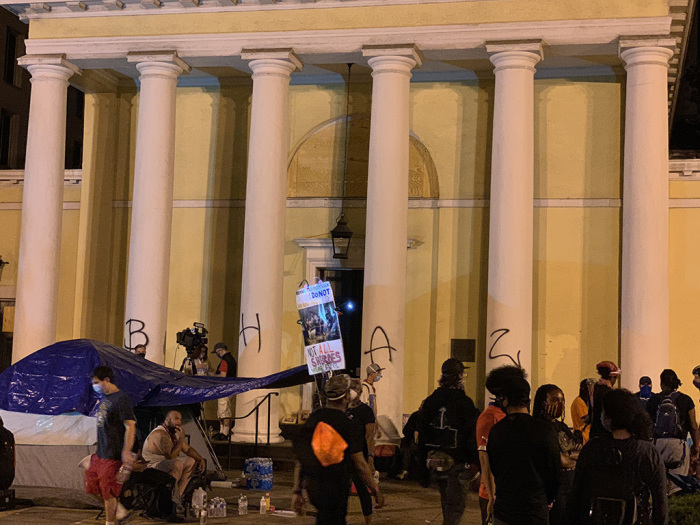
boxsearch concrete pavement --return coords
[0,471,482,524]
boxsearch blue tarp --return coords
[0,339,312,416]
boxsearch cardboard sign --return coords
[296,281,346,375]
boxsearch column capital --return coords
[619,38,675,69]
[486,40,543,73]
[127,51,191,79]
[18,54,81,81]
[241,49,303,78]
[362,44,422,73]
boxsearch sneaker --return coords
[116,502,129,520]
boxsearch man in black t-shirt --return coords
[646,369,700,477]
[347,379,377,524]
[293,374,384,524]
[214,342,237,439]
[85,366,136,525]
[486,367,560,525]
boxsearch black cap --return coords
[214,342,227,351]
[441,358,465,376]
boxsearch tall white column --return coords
[12,55,81,363]
[484,43,542,382]
[619,40,674,390]
[124,52,189,364]
[360,46,420,434]
[232,50,301,444]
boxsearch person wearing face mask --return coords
[292,374,384,524]
[635,376,654,410]
[419,358,480,525]
[134,344,147,359]
[142,410,206,505]
[486,367,560,525]
[361,363,383,422]
[533,384,582,525]
[567,389,666,525]
[85,366,137,525]
[347,378,377,524]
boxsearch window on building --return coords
[3,29,18,86]
[0,109,13,168]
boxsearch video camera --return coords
[176,322,208,356]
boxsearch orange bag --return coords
[311,422,348,467]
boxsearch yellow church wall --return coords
[535,78,623,199]
[28,0,669,40]
[670,208,700,400]
[670,180,700,199]
[533,207,621,423]
[0,210,21,288]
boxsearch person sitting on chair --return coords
[142,411,206,506]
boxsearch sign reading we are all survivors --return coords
[296,281,345,375]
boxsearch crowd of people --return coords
[292,359,700,525]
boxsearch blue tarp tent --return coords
[0,339,312,416]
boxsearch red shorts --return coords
[85,454,123,500]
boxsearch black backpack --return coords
[0,422,15,491]
[121,468,176,519]
[587,444,640,525]
[654,391,684,439]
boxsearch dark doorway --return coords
[0,301,14,374]
[319,269,364,377]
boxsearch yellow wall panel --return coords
[30,0,669,39]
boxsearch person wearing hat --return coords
[213,342,236,440]
[418,358,480,525]
[646,369,700,481]
[361,363,384,421]
[589,360,622,439]
[635,376,654,410]
[292,374,384,523]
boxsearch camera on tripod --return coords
[176,322,208,357]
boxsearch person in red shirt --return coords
[476,400,505,523]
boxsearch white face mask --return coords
[375,373,382,383]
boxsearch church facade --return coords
[0,0,697,442]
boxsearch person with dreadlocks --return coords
[533,384,582,525]
[571,378,596,444]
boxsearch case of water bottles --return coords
[244,457,274,490]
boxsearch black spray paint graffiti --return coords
[124,319,149,351]
[239,313,262,353]
[488,328,522,368]
[364,326,397,364]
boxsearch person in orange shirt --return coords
[571,378,595,444]
[476,400,505,524]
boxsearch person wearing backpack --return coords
[645,369,700,479]
[292,374,384,524]
[567,389,667,525]
[418,358,480,525]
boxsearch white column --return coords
[619,40,674,390]
[232,50,301,444]
[123,52,190,364]
[12,55,81,364]
[484,43,542,382]
[360,46,420,434]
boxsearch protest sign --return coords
[296,281,346,375]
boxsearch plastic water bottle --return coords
[222,498,227,517]
[199,507,207,524]
[265,492,271,512]
[238,494,247,515]
[208,501,216,518]
[259,495,267,514]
